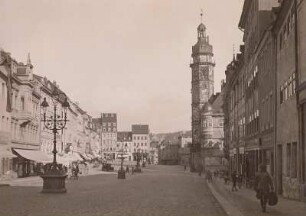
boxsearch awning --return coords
[92,152,99,158]
[46,154,71,165]
[0,149,17,158]
[62,152,83,162]
[85,153,94,160]
[13,149,50,163]
[79,153,90,160]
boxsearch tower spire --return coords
[27,53,31,65]
[232,44,236,61]
[200,9,203,23]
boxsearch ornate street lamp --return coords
[40,87,70,193]
[134,149,142,173]
[118,143,126,179]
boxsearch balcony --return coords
[18,110,32,121]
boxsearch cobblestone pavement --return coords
[0,165,226,216]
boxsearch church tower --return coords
[190,13,215,170]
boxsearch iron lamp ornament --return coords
[40,88,70,193]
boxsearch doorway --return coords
[277,144,283,195]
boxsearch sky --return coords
[0,0,243,133]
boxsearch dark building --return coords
[101,113,117,159]
[238,0,279,186]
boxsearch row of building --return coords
[95,114,157,164]
[223,0,306,201]
[0,49,155,179]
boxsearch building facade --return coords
[274,0,300,200]
[224,48,247,180]
[237,0,279,186]
[0,50,14,178]
[224,0,306,201]
[201,93,226,172]
[178,133,192,166]
[190,19,215,171]
[132,124,150,161]
[117,131,133,161]
[101,113,117,159]
[297,0,306,202]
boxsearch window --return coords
[292,73,296,94]
[219,119,224,127]
[1,83,5,98]
[292,142,297,178]
[279,32,283,50]
[21,97,25,110]
[284,82,288,101]
[287,143,291,177]
[288,76,293,97]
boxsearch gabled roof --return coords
[132,124,149,134]
[202,93,223,114]
[117,131,132,142]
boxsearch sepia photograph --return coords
[0,0,306,215]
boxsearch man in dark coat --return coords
[254,164,274,212]
[231,171,238,191]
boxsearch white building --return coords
[132,124,150,161]
[0,50,14,178]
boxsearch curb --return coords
[206,180,244,216]
[0,184,10,187]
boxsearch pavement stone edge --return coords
[206,180,244,216]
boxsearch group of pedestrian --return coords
[229,164,276,213]
[230,171,244,191]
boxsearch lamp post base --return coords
[118,169,126,179]
[40,163,67,193]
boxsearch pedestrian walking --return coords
[224,171,230,185]
[254,164,274,212]
[75,164,80,180]
[231,171,238,191]
[131,166,134,175]
[184,164,187,171]
[198,164,203,176]
[126,165,130,174]
[206,170,212,183]
[238,174,243,189]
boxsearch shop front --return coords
[12,148,52,178]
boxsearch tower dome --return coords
[197,23,206,32]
